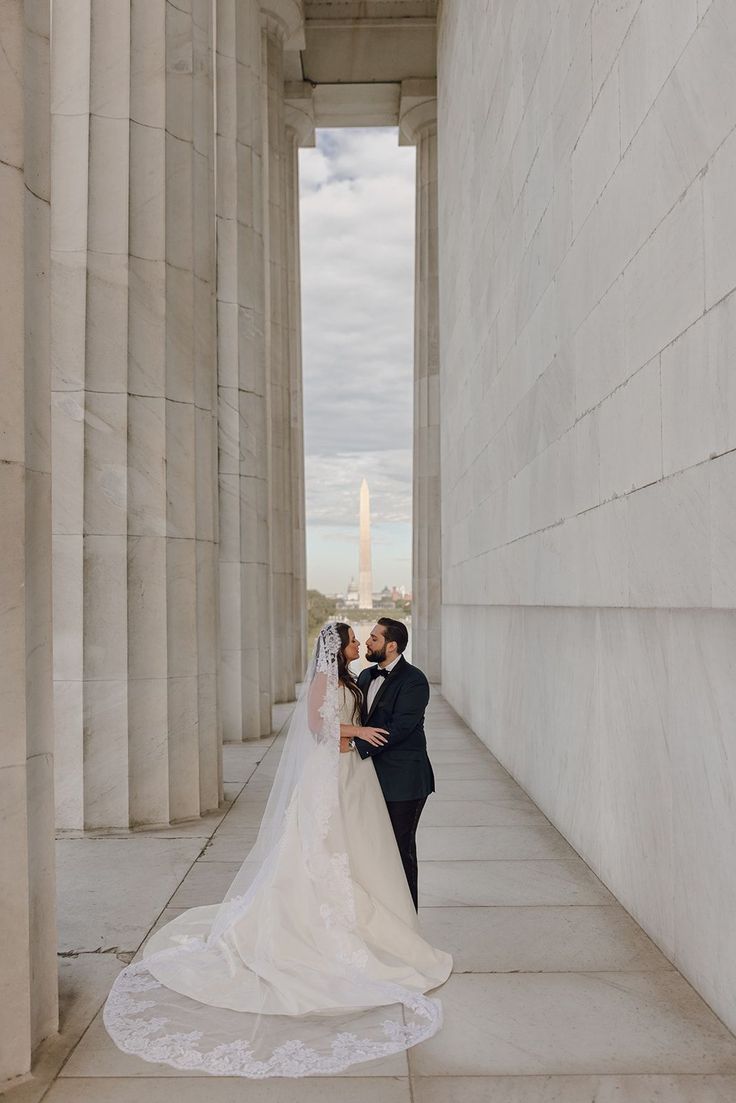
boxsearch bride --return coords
[103,621,452,1077]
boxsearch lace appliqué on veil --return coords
[104,958,441,1077]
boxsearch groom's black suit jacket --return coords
[355,656,435,803]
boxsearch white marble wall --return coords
[51,0,221,828]
[0,0,58,1081]
[216,0,272,740]
[438,0,736,1033]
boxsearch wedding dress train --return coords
[103,625,452,1077]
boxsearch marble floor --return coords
[5,696,736,1102]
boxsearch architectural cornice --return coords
[301,11,435,84]
[398,78,437,145]
[305,0,437,15]
[260,0,306,49]
[312,83,400,128]
[306,16,435,29]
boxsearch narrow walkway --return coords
[7,696,736,1102]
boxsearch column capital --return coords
[260,0,305,49]
[399,79,437,146]
[285,82,316,148]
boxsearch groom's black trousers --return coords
[385,797,428,911]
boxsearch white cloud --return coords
[299,128,416,590]
[305,451,412,527]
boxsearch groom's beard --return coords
[366,645,387,664]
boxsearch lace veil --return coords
[103,622,443,1077]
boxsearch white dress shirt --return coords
[366,655,401,714]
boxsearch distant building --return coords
[374,586,395,609]
[334,580,410,612]
[342,578,359,608]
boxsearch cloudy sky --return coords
[299,129,416,596]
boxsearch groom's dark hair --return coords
[378,617,408,655]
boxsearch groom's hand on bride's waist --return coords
[355,727,389,748]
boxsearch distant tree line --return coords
[307,589,338,636]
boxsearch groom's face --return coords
[365,625,388,664]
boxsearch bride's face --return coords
[343,628,361,664]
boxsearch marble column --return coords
[400,81,442,683]
[216,0,271,739]
[50,0,220,829]
[261,3,303,703]
[172,0,220,820]
[285,83,314,683]
[0,0,58,1082]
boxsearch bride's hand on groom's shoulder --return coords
[356,727,389,747]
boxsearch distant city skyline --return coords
[299,128,416,595]
[335,576,410,605]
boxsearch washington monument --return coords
[359,479,373,610]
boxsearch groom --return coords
[354,618,434,910]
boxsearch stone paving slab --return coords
[412,1075,736,1102]
[212,799,269,833]
[166,859,241,907]
[44,1077,412,1102]
[421,797,549,827]
[426,760,514,780]
[417,823,577,860]
[419,905,675,973]
[420,858,616,907]
[410,972,736,1076]
[55,837,206,954]
[433,777,532,800]
[221,743,273,784]
[198,830,260,861]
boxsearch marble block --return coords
[618,0,697,151]
[661,292,736,478]
[704,123,736,307]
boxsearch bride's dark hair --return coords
[335,622,363,723]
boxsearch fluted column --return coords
[175,0,220,819]
[0,0,57,1081]
[285,84,314,684]
[216,0,271,739]
[400,81,442,683]
[50,0,220,829]
[262,3,303,703]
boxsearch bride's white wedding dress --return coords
[103,624,452,1077]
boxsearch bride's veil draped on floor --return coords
[103,621,443,1077]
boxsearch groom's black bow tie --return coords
[370,666,389,680]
